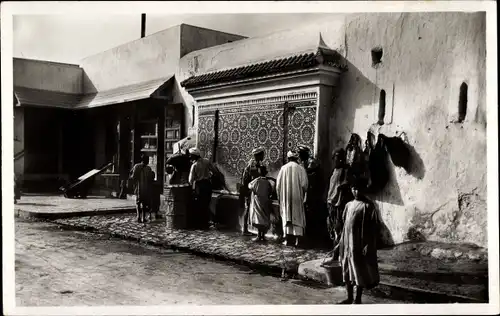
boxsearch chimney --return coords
[141,14,146,38]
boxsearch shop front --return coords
[78,95,185,196]
[14,73,184,195]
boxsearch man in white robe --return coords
[276,151,309,247]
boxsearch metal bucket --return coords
[323,262,342,286]
[164,184,191,229]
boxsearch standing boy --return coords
[240,147,266,236]
[248,166,273,242]
[335,178,380,304]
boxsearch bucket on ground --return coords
[164,184,191,229]
[323,262,342,286]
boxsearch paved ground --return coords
[50,213,489,303]
[13,195,489,303]
[15,219,398,306]
[15,194,135,217]
[51,213,327,273]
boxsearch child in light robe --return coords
[335,178,380,304]
[248,166,273,242]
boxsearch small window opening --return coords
[378,89,386,125]
[227,40,233,43]
[191,104,195,127]
[458,82,468,123]
[371,47,383,67]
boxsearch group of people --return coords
[130,147,221,228]
[240,135,381,304]
[131,134,381,304]
[322,143,381,304]
[239,146,317,247]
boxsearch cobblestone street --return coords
[52,213,328,273]
[16,219,398,306]
[49,213,489,303]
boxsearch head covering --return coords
[347,133,362,149]
[332,148,345,158]
[351,177,368,190]
[165,165,175,174]
[287,151,299,159]
[189,148,201,157]
[140,153,149,164]
[252,147,265,155]
[258,165,268,177]
[297,145,310,153]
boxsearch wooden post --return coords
[212,110,220,163]
[282,102,289,165]
[158,101,165,186]
[132,103,140,166]
[118,112,129,179]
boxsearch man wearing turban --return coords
[276,151,309,247]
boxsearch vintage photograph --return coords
[2,1,498,314]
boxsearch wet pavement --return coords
[15,219,398,306]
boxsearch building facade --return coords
[14,24,245,193]
[14,12,487,248]
[178,12,487,248]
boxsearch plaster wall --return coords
[180,24,246,58]
[180,19,344,75]
[321,12,487,247]
[173,25,246,136]
[317,84,336,199]
[79,26,182,93]
[14,58,83,94]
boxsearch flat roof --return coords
[14,57,81,68]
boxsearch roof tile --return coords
[181,49,348,89]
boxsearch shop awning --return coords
[14,75,174,110]
[75,75,174,109]
[14,87,83,108]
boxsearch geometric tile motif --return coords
[198,96,317,180]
